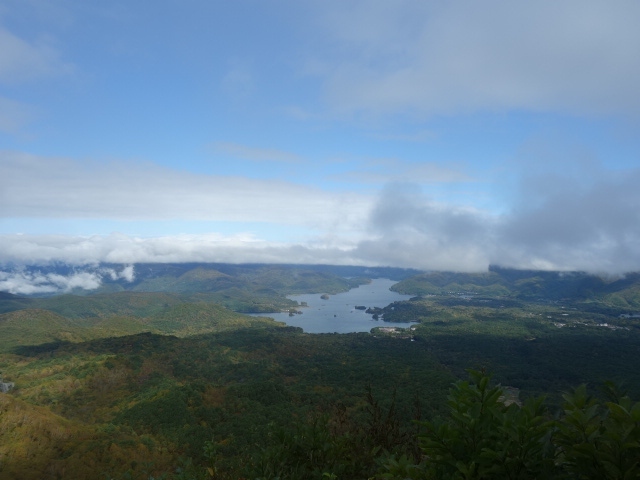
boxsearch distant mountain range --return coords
[2,263,639,354]
[0,262,417,297]
[391,266,640,310]
[3,262,640,309]
[0,263,419,353]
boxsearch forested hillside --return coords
[1,263,640,478]
[392,266,640,308]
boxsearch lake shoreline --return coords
[253,278,417,334]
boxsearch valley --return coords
[0,263,639,479]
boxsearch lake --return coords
[255,278,416,333]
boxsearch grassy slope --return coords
[0,294,283,353]
[0,309,90,352]
[35,291,187,320]
[0,292,33,314]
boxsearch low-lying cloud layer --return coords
[2,160,640,278]
[361,170,640,273]
[0,265,134,295]
[2,144,639,276]
[0,151,371,233]
[315,0,640,118]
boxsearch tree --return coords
[414,370,553,479]
[379,370,640,480]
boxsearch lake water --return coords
[255,278,416,333]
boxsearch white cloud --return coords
[1,152,639,275]
[0,269,102,295]
[1,157,640,278]
[0,263,135,295]
[120,264,135,282]
[335,158,473,185]
[0,232,364,269]
[100,264,135,282]
[350,166,640,274]
[312,0,640,117]
[356,183,495,271]
[494,167,640,273]
[0,157,640,274]
[0,151,373,234]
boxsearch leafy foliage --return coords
[415,370,554,479]
[380,371,640,480]
[554,384,640,479]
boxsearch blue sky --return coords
[2,0,640,286]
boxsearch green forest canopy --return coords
[1,263,640,478]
